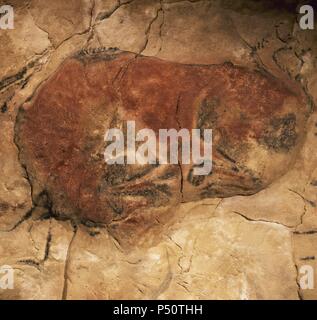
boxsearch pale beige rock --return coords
[29,0,91,48]
[0,2,50,79]
[95,0,161,53]
[0,219,74,300]
[0,119,31,231]
[145,1,254,66]
[62,203,298,300]
[0,0,316,300]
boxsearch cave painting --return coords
[16,48,307,242]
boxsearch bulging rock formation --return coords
[15,48,307,243]
[1,0,317,300]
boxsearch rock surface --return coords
[0,0,316,299]
[16,49,307,245]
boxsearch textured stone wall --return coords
[0,0,316,300]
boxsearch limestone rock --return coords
[0,0,316,300]
[15,49,306,245]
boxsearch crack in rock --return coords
[61,224,78,300]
